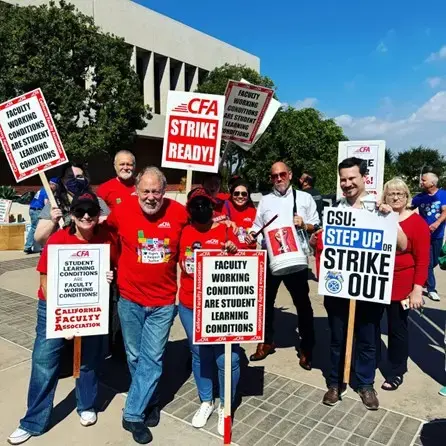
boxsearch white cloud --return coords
[425,45,446,62]
[426,77,442,88]
[294,97,318,109]
[376,41,388,53]
[334,92,446,151]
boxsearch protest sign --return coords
[222,80,274,144]
[0,199,12,223]
[318,207,398,305]
[0,89,68,182]
[46,244,110,339]
[193,249,266,344]
[337,140,385,199]
[161,91,225,173]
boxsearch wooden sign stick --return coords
[73,336,82,379]
[223,343,232,445]
[38,172,63,228]
[343,299,357,384]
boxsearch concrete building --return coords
[1,0,260,191]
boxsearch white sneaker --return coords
[191,401,214,428]
[429,291,440,301]
[7,428,31,445]
[80,410,97,427]
[217,403,225,436]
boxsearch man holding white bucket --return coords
[246,162,320,369]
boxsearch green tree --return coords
[243,107,347,194]
[196,64,347,194]
[395,146,446,192]
[384,147,399,184]
[0,0,150,158]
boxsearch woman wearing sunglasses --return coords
[223,179,257,248]
[8,193,115,446]
[178,187,239,437]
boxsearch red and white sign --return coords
[161,91,225,173]
[0,89,68,182]
[46,244,110,339]
[222,80,274,144]
[337,140,385,199]
[0,199,12,223]
[193,249,266,344]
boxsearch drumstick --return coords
[253,214,278,238]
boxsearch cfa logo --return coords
[71,250,90,257]
[172,99,219,116]
[206,239,220,245]
[158,221,171,229]
[355,146,371,153]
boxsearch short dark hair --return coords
[201,173,222,185]
[302,171,316,187]
[338,157,367,176]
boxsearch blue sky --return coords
[136,0,446,153]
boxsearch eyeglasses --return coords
[233,191,248,197]
[73,207,100,218]
[386,192,407,199]
[270,171,288,181]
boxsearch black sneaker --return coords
[122,419,153,444]
[144,405,160,428]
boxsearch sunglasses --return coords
[270,171,288,181]
[72,206,100,218]
[233,191,248,197]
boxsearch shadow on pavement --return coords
[379,307,445,385]
[419,419,446,445]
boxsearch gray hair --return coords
[136,166,167,191]
[114,150,136,165]
[424,172,439,186]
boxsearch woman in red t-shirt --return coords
[178,187,238,437]
[380,178,429,391]
[222,179,257,249]
[9,193,115,445]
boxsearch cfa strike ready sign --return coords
[222,80,274,144]
[194,250,266,344]
[318,208,398,305]
[0,89,68,182]
[161,91,225,173]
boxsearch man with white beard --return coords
[105,167,188,444]
[97,150,137,211]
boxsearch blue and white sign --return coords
[318,207,398,304]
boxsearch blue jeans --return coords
[118,297,176,422]
[24,208,41,251]
[20,300,104,435]
[178,303,240,406]
[324,296,383,389]
[427,238,443,292]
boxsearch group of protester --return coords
[7,150,444,445]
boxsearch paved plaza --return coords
[0,252,446,445]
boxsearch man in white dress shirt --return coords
[246,161,320,369]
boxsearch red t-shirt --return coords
[392,213,430,301]
[222,201,257,249]
[179,223,237,309]
[212,198,227,223]
[37,227,116,300]
[96,177,136,211]
[216,192,230,201]
[105,196,188,307]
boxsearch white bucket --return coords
[264,219,308,276]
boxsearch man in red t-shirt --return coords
[104,166,188,445]
[97,150,137,211]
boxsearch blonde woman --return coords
[380,177,430,391]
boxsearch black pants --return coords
[385,301,409,377]
[324,296,383,389]
[264,267,315,352]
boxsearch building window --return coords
[185,64,197,92]
[153,54,166,114]
[198,68,209,86]
[170,58,182,90]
